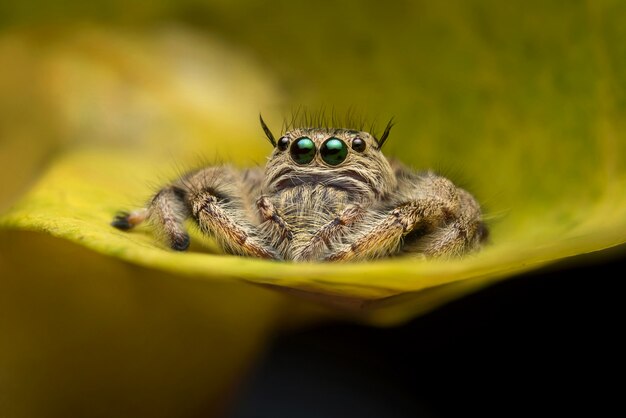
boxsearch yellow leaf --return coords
[1,24,625,326]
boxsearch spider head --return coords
[262,126,397,200]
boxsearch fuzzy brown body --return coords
[112,123,488,261]
[274,187,336,254]
[266,184,367,261]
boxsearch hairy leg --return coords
[190,189,280,259]
[149,186,191,250]
[257,196,293,244]
[112,186,189,251]
[112,166,280,258]
[401,188,487,257]
[295,204,364,261]
[325,204,411,262]
[326,172,486,261]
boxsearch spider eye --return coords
[277,136,289,151]
[351,137,366,152]
[320,138,348,166]
[290,137,316,165]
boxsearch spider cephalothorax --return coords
[263,126,396,202]
[112,116,487,261]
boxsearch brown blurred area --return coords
[0,232,282,417]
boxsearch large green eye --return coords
[320,138,348,166]
[290,137,316,165]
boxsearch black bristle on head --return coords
[259,114,277,147]
[282,107,372,132]
[277,107,395,147]
[376,118,395,149]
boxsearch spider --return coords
[112,116,488,261]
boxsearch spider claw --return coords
[111,212,132,230]
[111,209,148,231]
[170,234,190,251]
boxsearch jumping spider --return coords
[112,117,488,261]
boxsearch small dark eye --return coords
[277,136,290,151]
[351,137,366,152]
[290,137,316,165]
[320,138,348,166]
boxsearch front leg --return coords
[256,196,293,247]
[324,204,414,262]
[113,166,280,259]
[190,189,280,259]
[326,172,487,261]
[295,204,364,261]
[180,166,281,259]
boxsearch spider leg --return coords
[326,172,486,261]
[112,166,280,258]
[325,204,412,262]
[295,204,364,261]
[147,186,192,251]
[190,189,280,259]
[402,189,488,257]
[179,166,281,259]
[111,208,149,230]
[256,196,293,245]
[112,186,190,251]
